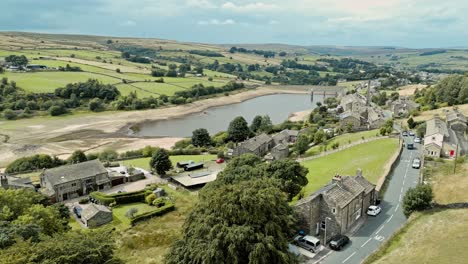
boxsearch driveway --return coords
[312,135,422,264]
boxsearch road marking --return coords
[376,224,385,234]
[395,204,400,212]
[374,235,385,242]
[399,193,402,202]
[361,238,372,248]
[313,250,332,264]
[342,252,356,263]
[386,214,394,223]
[400,187,404,194]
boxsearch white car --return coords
[366,205,382,216]
[412,158,421,169]
[414,137,422,143]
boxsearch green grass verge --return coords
[112,202,160,227]
[297,138,399,200]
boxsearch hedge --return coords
[130,203,175,226]
[90,189,149,205]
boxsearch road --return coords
[317,135,421,264]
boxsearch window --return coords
[71,183,77,187]
[332,208,336,214]
[321,221,326,230]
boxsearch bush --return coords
[90,192,115,206]
[2,109,17,120]
[145,193,157,205]
[130,203,175,225]
[5,154,64,173]
[402,184,433,217]
[48,105,66,116]
[152,197,167,208]
[78,198,89,204]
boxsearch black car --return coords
[329,234,350,250]
[73,206,82,218]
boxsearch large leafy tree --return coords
[5,55,28,67]
[403,184,433,217]
[250,115,263,133]
[165,178,297,264]
[227,116,251,142]
[294,134,310,155]
[258,115,273,133]
[67,150,87,164]
[150,148,173,175]
[191,128,211,147]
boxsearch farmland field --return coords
[299,138,399,199]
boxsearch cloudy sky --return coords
[1,0,467,48]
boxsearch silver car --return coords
[412,158,421,169]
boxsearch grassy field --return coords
[298,138,399,199]
[427,161,468,204]
[121,155,217,171]
[367,208,468,264]
[112,202,158,227]
[306,129,380,156]
[115,186,198,264]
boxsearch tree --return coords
[250,115,263,133]
[150,148,173,175]
[5,55,28,67]
[258,115,273,133]
[295,134,310,155]
[48,105,66,116]
[407,117,416,129]
[89,98,103,112]
[68,150,87,164]
[191,128,211,147]
[165,179,297,264]
[98,149,118,161]
[227,116,251,142]
[314,130,326,144]
[403,184,433,217]
[258,160,308,200]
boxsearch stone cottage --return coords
[82,203,113,228]
[295,170,376,243]
[232,133,274,157]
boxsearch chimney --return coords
[356,168,363,177]
[332,173,342,183]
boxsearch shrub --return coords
[145,193,157,205]
[3,109,17,120]
[48,105,66,116]
[125,208,138,219]
[78,198,89,204]
[90,192,115,206]
[152,197,166,208]
[402,184,433,217]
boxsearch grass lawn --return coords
[4,71,119,93]
[306,129,380,156]
[115,186,198,264]
[130,82,187,96]
[121,154,217,171]
[112,202,159,227]
[368,208,468,264]
[298,138,399,200]
[428,161,468,204]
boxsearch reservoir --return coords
[132,93,323,137]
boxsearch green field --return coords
[112,202,159,227]
[306,129,380,156]
[367,208,468,264]
[121,154,217,171]
[299,138,399,199]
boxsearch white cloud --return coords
[221,2,277,12]
[186,0,216,9]
[197,18,236,25]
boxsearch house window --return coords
[321,221,326,230]
[332,208,336,214]
[71,183,76,187]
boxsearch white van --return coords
[294,235,321,252]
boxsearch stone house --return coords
[295,170,375,243]
[273,129,299,145]
[340,93,367,113]
[232,133,274,157]
[82,203,113,228]
[339,111,363,131]
[389,97,420,117]
[270,143,289,160]
[40,160,111,202]
[424,111,468,158]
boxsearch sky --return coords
[1,0,467,48]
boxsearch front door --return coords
[62,193,68,201]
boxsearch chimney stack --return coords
[332,173,342,183]
[356,168,363,177]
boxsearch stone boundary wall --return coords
[375,136,403,192]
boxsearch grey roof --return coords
[340,111,361,120]
[82,203,111,220]
[446,110,467,124]
[283,129,299,137]
[43,160,108,186]
[425,117,449,137]
[354,175,375,194]
[239,133,272,151]
[341,93,367,106]
[273,143,288,151]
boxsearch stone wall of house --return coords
[295,195,322,235]
[320,197,342,243]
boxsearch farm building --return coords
[82,203,113,228]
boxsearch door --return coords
[62,193,68,201]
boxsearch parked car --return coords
[366,205,382,216]
[407,143,414,150]
[329,234,350,250]
[414,137,422,143]
[73,206,82,218]
[412,158,421,169]
[409,131,415,136]
[293,235,321,252]
[402,131,408,137]
[216,158,225,164]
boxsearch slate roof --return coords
[425,117,449,137]
[239,133,272,151]
[82,203,111,220]
[272,143,288,151]
[42,160,109,186]
[446,110,467,124]
[341,94,366,107]
[340,111,361,120]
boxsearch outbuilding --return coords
[81,203,112,228]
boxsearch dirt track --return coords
[0,87,307,168]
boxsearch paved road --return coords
[317,135,421,264]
